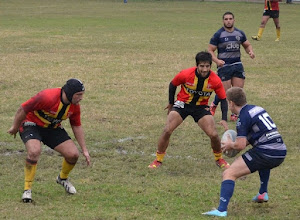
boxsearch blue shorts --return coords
[19,122,71,149]
[242,148,285,173]
[217,63,245,81]
[172,101,211,123]
[263,10,279,19]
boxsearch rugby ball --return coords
[221,129,240,158]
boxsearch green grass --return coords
[1,0,300,219]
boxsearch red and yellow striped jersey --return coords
[265,0,279,11]
[171,67,226,106]
[21,88,81,128]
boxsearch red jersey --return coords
[21,88,81,128]
[171,67,226,106]
[265,0,279,11]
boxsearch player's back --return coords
[238,104,286,158]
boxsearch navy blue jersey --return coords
[237,104,286,158]
[209,27,247,65]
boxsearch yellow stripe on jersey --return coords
[34,110,51,128]
[60,104,71,120]
[33,102,70,128]
[182,75,198,104]
[196,78,213,105]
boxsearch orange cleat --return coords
[216,158,230,169]
[148,159,162,169]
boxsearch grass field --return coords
[0,0,300,219]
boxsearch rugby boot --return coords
[56,175,77,194]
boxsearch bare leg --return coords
[231,77,244,88]
[198,115,221,152]
[157,111,183,152]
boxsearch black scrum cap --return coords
[62,78,85,102]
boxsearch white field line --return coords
[1,136,200,161]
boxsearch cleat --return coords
[210,102,217,116]
[275,38,280,42]
[252,36,261,41]
[202,209,227,217]
[252,192,269,203]
[56,175,76,194]
[216,158,230,169]
[148,159,162,169]
[22,190,32,203]
[230,114,238,121]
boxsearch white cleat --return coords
[22,190,32,203]
[56,176,77,194]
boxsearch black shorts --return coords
[19,122,71,149]
[172,101,211,122]
[217,63,245,81]
[242,148,285,173]
[263,10,279,19]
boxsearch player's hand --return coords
[164,104,173,115]
[221,134,233,152]
[7,126,18,138]
[83,150,91,166]
[216,59,225,67]
[249,51,255,59]
[219,120,228,131]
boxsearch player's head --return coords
[223,12,234,20]
[226,87,247,107]
[195,51,212,66]
[223,12,235,29]
[195,51,212,77]
[62,78,85,103]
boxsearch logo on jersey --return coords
[226,42,240,50]
[236,118,241,127]
[185,87,212,97]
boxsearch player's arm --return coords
[7,106,27,137]
[224,113,251,151]
[165,82,177,114]
[71,125,90,166]
[168,82,177,105]
[219,98,228,130]
[242,40,255,59]
[220,98,228,121]
[208,44,225,67]
[8,90,49,137]
[215,79,228,129]
[223,136,248,151]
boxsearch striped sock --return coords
[213,150,222,161]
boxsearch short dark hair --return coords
[226,87,247,107]
[223,11,234,19]
[195,51,212,66]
